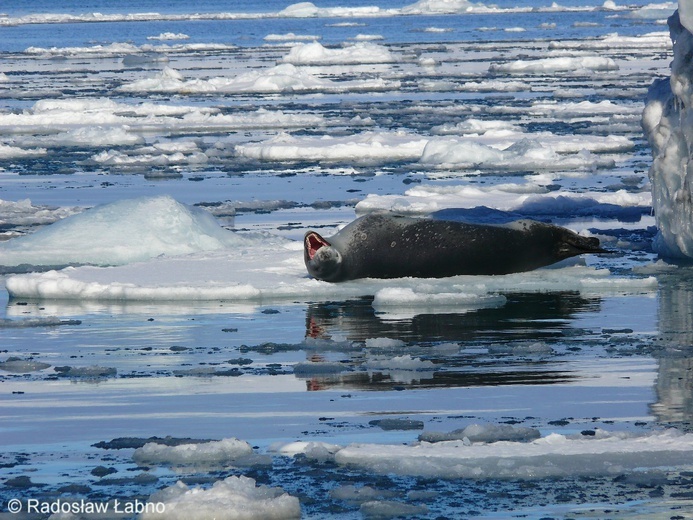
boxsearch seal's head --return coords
[304,231,344,282]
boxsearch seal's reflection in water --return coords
[301,291,601,391]
[651,270,693,429]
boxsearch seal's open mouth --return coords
[305,232,330,260]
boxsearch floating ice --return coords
[235,130,622,170]
[235,131,427,164]
[0,144,46,158]
[281,41,394,64]
[356,184,650,219]
[0,1,669,29]
[366,354,435,371]
[401,0,486,15]
[360,501,429,519]
[264,32,320,42]
[119,63,397,94]
[0,195,249,268]
[0,199,81,227]
[419,138,612,171]
[489,56,618,74]
[419,423,541,443]
[0,357,51,373]
[5,252,656,304]
[334,429,693,479]
[133,438,254,466]
[147,32,189,41]
[643,9,693,258]
[142,475,301,520]
[0,99,323,155]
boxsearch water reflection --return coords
[306,292,602,343]
[299,292,601,391]
[651,271,693,427]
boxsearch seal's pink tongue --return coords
[305,232,330,260]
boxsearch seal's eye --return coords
[305,232,330,260]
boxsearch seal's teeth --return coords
[305,232,330,260]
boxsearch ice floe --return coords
[489,56,619,74]
[133,438,254,466]
[331,428,693,479]
[1,194,656,302]
[119,63,398,94]
[281,41,395,64]
[142,475,301,520]
[235,129,624,170]
[356,184,651,218]
[0,195,250,267]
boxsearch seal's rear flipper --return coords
[559,234,610,258]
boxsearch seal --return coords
[304,213,606,282]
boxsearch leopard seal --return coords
[304,213,606,282]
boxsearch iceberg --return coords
[643,6,693,257]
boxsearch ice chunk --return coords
[120,63,397,94]
[0,357,51,373]
[643,9,693,258]
[360,500,429,519]
[0,195,247,267]
[133,438,254,466]
[335,429,693,479]
[419,423,541,443]
[281,41,394,64]
[142,475,300,520]
[489,56,618,74]
[329,485,397,503]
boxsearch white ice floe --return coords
[0,99,324,151]
[281,41,395,64]
[401,0,489,15]
[0,144,46,158]
[2,195,655,303]
[277,2,390,18]
[356,183,650,217]
[627,2,676,20]
[0,195,249,267]
[147,32,190,41]
[332,428,693,479]
[264,32,321,42]
[24,41,235,57]
[366,354,435,371]
[548,30,671,50]
[234,131,428,164]
[489,56,618,74]
[419,138,613,171]
[0,199,81,228]
[235,129,623,170]
[142,475,300,520]
[119,64,398,94]
[0,0,655,28]
[133,438,254,466]
[643,9,693,258]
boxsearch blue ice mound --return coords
[0,195,245,268]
